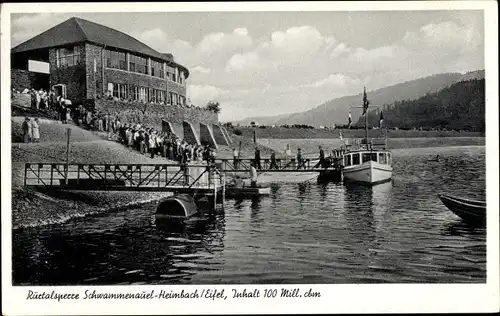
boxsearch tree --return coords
[206,101,221,113]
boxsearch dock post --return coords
[65,128,71,185]
[222,173,226,205]
[214,180,217,209]
[24,164,28,187]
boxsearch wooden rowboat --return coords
[438,193,486,226]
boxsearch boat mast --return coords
[363,87,369,149]
[365,105,368,149]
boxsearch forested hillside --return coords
[358,79,485,132]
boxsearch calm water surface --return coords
[13,145,486,284]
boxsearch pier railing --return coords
[215,157,342,172]
[23,162,223,193]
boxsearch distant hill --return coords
[232,113,295,126]
[234,70,485,127]
[358,78,485,132]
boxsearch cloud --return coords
[188,84,225,105]
[132,28,168,49]
[191,66,211,75]
[402,20,482,53]
[11,13,68,46]
[225,52,260,72]
[11,14,483,122]
[305,73,361,88]
[197,28,252,55]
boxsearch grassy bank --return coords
[233,126,483,139]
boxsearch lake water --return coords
[12,144,486,285]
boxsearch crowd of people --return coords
[67,106,219,165]
[99,93,218,113]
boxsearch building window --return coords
[170,92,178,105]
[138,87,147,101]
[129,54,148,75]
[176,68,184,84]
[105,49,126,70]
[57,46,81,67]
[155,90,165,103]
[112,83,127,99]
[167,66,175,81]
[129,85,138,101]
[151,60,164,78]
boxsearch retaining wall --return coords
[94,99,218,128]
[200,123,218,149]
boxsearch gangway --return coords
[23,162,224,196]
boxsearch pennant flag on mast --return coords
[347,112,352,128]
[379,110,384,128]
[362,86,369,115]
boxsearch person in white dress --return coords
[31,118,40,142]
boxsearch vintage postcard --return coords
[1,1,499,315]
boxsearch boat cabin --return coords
[343,151,392,167]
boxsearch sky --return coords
[10,10,484,122]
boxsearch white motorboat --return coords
[342,148,393,185]
[341,87,393,185]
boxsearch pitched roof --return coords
[12,17,189,77]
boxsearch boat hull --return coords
[438,194,486,226]
[343,161,392,185]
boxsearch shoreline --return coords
[10,117,485,230]
[11,188,172,230]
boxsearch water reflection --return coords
[250,197,262,223]
[12,145,486,284]
[442,220,486,237]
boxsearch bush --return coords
[259,125,266,129]
[233,128,243,135]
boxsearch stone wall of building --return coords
[49,45,87,104]
[200,123,218,149]
[167,80,186,98]
[183,121,200,145]
[104,68,167,93]
[84,43,104,100]
[95,99,218,129]
[11,69,32,92]
[212,124,230,146]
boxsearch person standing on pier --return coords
[254,147,262,170]
[250,162,258,188]
[31,118,40,143]
[314,146,326,169]
[233,147,239,169]
[149,132,156,159]
[296,148,303,170]
[270,150,278,169]
[22,117,32,143]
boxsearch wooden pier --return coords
[23,162,224,196]
[23,156,344,195]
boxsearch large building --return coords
[11,17,189,107]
